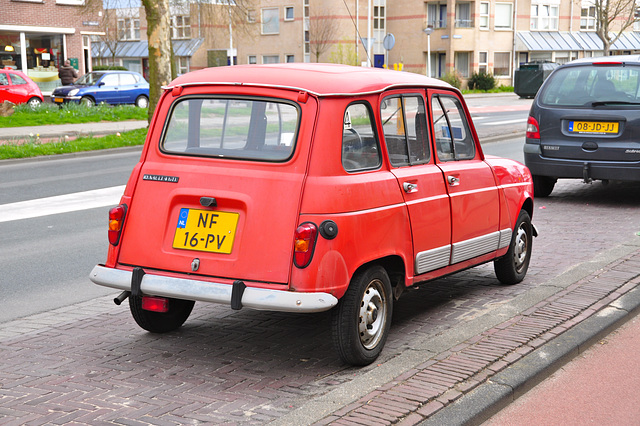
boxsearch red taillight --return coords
[526,116,540,140]
[294,222,318,268]
[141,296,169,313]
[108,204,127,246]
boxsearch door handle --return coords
[403,182,418,193]
[447,175,460,186]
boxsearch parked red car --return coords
[91,64,535,365]
[0,68,44,108]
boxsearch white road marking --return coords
[0,185,125,223]
[483,118,526,126]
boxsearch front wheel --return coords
[331,265,393,366]
[494,210,533,285]
[80,96,95,107]
[129,295,195,333]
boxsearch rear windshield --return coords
[539,64,640,107]
[161,97,300,161]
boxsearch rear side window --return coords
[380,94,430,167]
[9,73,26,85]
[120,73,137,85]
[540,64,640,106]
[342,103,381,172]
[162,98,299,162]
[0,73,7,86]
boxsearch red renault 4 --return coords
[91,64,535,366]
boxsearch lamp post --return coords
[423,26,433,77]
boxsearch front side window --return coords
[262,8,280,34]
[381,95,430,167]
[162,98,300,162]
[495,3,513,30]
[101,74,119,87]
[342,103,381,172]
[9,73,26,85]
[431,94,475,161]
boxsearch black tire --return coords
[80,96,95,107]
[129,295,195,333]
[533,175,556,198]
[135,95,149,108]
[331,265,393,366]
[494,210,533,285]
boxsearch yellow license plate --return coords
[172,208,239,254]
[54,98,64,103]
[569,121,618,134]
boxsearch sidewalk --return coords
[0,120,147,142]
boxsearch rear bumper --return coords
[90,265,338,313]
[524,144,640,181]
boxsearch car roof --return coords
[563,54,640,67]
[167,63,452,97]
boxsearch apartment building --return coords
[0,0,103,95]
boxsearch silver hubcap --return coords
[513,224,529,273]
[358,279,387,350]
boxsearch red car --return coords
[91,64,535,365]
[0,68,44,108]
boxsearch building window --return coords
[495,3,513,30]
[374,6,385,30]
[247,9,256,23]
[176,57,189,75]
[286,54,295,62]
[531,4,559,31]
[494,52,511,77]
[285,6,294,21]
[262,8,280,34]
[427,3,447,29]
[263,55,279,64]
[248,55,257,64]
[172,15,191,39]
[581,6,596,30]
[479,2,490,29]
[455,52,470,78]
[478,51,488,73]
[455,3,472,28]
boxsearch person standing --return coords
[58,60,78,86]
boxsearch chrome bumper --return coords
[89,265,338,313]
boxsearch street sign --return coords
[383,33,395,51]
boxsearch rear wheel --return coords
[135,95,149,108]
[494,210,533,285]
[80,96,95,107]
[129,295,194,333]
[27,97,41,109]
[533,175,556,198]
[331,265,393,366]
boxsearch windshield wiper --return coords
[591,100,640,107]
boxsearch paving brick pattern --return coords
[1,180,639,424]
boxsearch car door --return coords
[95,73,121,104]
[381,92,452,275]
[0,71,8,103]
[118,72,138,104]
[428,90,501,265]
[7,72,29,104]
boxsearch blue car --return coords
[52,70,149,108]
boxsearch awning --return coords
[516,31,640,52]
[92,39,203,58]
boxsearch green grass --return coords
[0,102,147,128]
[0,128,147,160]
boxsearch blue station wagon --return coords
[52,70,149,108]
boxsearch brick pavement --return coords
[1,179,639,425]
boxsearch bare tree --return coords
[142,0,173,122]
[308,8,339,62]
[593,0,640,55]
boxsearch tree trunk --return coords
[142,0,174,123]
